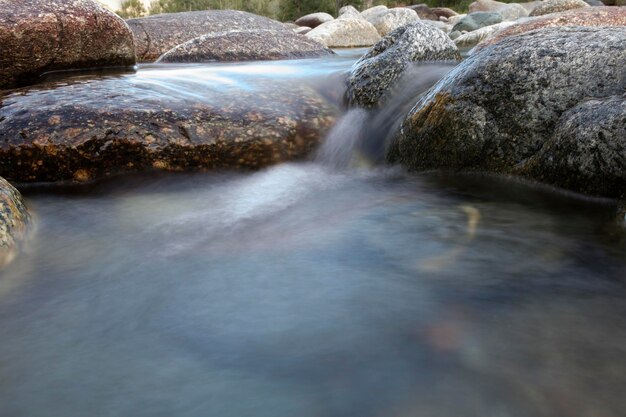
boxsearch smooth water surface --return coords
[1,52,626,417]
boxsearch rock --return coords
[449,30,463,39]
[0,177,30,268]
[361,5,388,20]
[406,4,440,20]
[338,5,362,19]
[530,0,589,16]
[524,95,626,198]
[432,7,459,19]
[306,18,381,47]
[0,75,338,183]
[295,26,312,35]
[454,21,516,48]
[0,0,135,90]
[519,1,544,11]
[584,0,605,5]
[388,27,626,198]
[347,22,461,108]
[451,12,503,33]
[421,20,453,33]
[284,22,299,30]
[445,13,467,26]
[127,10,290,62]
[475,7,626,51]
[156,30,333,63]
[367,8,421,36]
[295,12,334,28]
[469,0,529,20]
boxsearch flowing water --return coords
[1,50,626,417]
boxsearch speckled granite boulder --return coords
[0,0,135,89]
[0,178,30,268]
[388,27,626,198]
[0,77,338,183]
[347,22,461,108]
[295,12,334,28]
[454,21,516,48]
[469,0,529,20]
[127,10,290,62]
[475,7,626,51]
[306,18,381,47]
[451,12,503,33]
[367,8,421,36]
[338,5,362,19]
[156,30,333,63]
[530,0,589,16]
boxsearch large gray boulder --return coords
[0,75,338,183]
[0,0,135,89]
[0,177,30,269]
[347,22,461,108]
[156,30,333,63]
[530,0,589,16]
[306,18,381,47]
[127,10,290,62]
[367,8,421,36]
[388,27,626,198]
[361,5,389,20]
[338,5,362,19]
[295,12,334,28]
[469,0,529,20]
[451,12,503,33]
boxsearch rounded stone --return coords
[306,18,381,47]
[367,8,421,36]
[530,0,589,16]
[451,12,503,33]
[295,12,334,29]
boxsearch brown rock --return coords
[157,30,333,63]
[0,177,30,269]
[127,10,290,62]
[475,7,626,51]
[0,0,135,90]
[405,4,439,20]
[0,75,338,183]
[432,7,459,19]
[295,12,334,28]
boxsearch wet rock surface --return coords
[0,75,338,183]
[0,177,30,268]
[347,22,460,108]
[156,30,333,63]
[388,27,626,198]
[306,18,381,47]
[0,0,135,89]
[127,10,290,62]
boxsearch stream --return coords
[1,50,626,417]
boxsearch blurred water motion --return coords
[1,53,626,417]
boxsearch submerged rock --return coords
[451,12,503,33]
[347,22,460,108]
[0,0,135,89]
[367,8,421,36]
[475,7,626,51]
[127,10,289,62]
[295,12,334,28]
[156,30,333,63]
[388,27,626,198]
[530,0,589,15]
[306,18,381,47]
[0,178,30,268]
[0,76,338,183]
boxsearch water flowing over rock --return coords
[388,27,626,198]
[0,177,30,269]
[295,12,334,28]
[469,0,529,20]
[475,7,626,51]
[0,0,135,89]
[156,30,333,63]
[454,22,517,48]
[346,22,461,108]
[0,76,338,183]
[127,10,290,62]
[451,12,503,33]
[529,0,589,16]
[367,8,421,36]
[306,18,381,47]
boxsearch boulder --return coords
[295,26,312,35]
[306,18,381,47]
[524,95,626,198]
[421,20,453,33]
[432,7,459,19]
[338,5,362,19]
[444,13,467,26]
[156,30,333,63]
[406,4,440,20]
[367,8,421,36]
[530,0,589,16]
[361,5,388,20]
[454,21,517,48]
[388,27,626,198]
[0,0,135,90]
[469,0,529,20]
[346,22,461,108]
[0,76,338,183]
[475,7,626,50]
[127,10,290,62]
[0,177,30,269]
[451,12,503,33]
[295,12,334,28]
[519,1,544,11]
